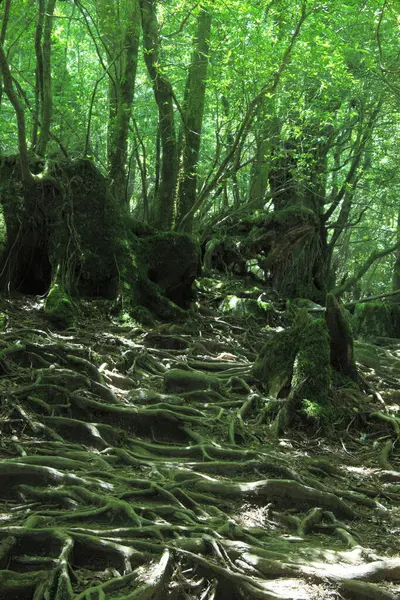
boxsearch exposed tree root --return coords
[0,295,398,599]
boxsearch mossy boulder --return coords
[44,284,76,328]
[253,311,332,427]
[138,232,200,309]
[353,301,400,340]
[0,158,121,298]
[0,157,201,322]
[288,317,331,419]
[252,311,308,397]
[219,295,271,319]
[164,369,222,394]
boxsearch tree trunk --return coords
[0,0,12,108]
[176,6,212,232]
[97,0,140,204]
[0,158,199,322]
[36,0,56,157]
[107,1,140,203]
[392,210,400,293]
[140,0,178,230]
[0,41,33,183]
[32,0,45,149]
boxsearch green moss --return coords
[301,399,323,418]
[288,317,331,415]
[220,295,271,319]
[164,369,222,394]
[252,310,309,396]
[130,306,154,326]
[44,283,76,329]
[247,205,318,230]
[264,205,318,228]
[254,311,333,428]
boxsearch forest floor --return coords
[0,274,399,600]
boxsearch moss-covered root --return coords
[74,549,171,600]
[339,579,398,600]
[44,282,76,328]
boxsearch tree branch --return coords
[333,238,400,297]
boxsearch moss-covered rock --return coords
[138,232,200,309]
[219,295,271,319]
[164,369,222,394]
[252,311,308,397]
[253,311,333,428]
[288,317,331,420]
[0,157,201,322]
[353,301,400,340]
[44,283,76,329]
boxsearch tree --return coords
[175,5,212,232]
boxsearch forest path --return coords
[0,282,399,600]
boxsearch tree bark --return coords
[140,0,178,230]
[249,102,274,209]
[392,210,400,293]
[32,0,45,149]
[0,41,33,183]
[107,0,140,203]
[36,0,56,157]
[176,6,212,232]
[0,0,11,108]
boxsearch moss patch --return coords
[288,317,332,421]
[44,283,76,329]
[253,311,333,428]
[164,369,222,394]
[219,295,271,319]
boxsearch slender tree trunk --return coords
[177,3,309,229]
[36,0,56,157]
[108,0,140,202]
[393,210,400,292]
[154,124,161,204]
[176,6,212,232]
[0,41,32,183]
[248,98,274,209]
[0,0,12,108]
[140,0,178,230]
[96,0,140,203]
[32,0,45,149]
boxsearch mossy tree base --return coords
[202,206,328,302]
[0,157,200,324]
[253,297,360,429]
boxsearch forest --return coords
[0,0,400,599]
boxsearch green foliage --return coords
[0,0,398,297]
